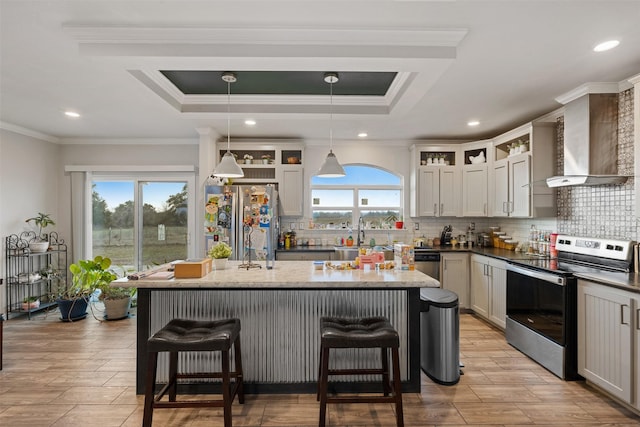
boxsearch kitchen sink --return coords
[333,246,394,261]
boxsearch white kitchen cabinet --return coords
[215,142,305,217]
[277,166,304,216]
[488,261,507,329]
[470,255,490,318]
[490,154,531,217]
[414,166,459,217]
[470,254,507,329]
[577,279,639,407]
[462,164,488,217]
[490,122,556,218]
[410,146,460,218]
[440,252,469,308]
[276,250,333,261]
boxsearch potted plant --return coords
[209,242,233,270]
[25,212,55,252]
[243,154,253,164]
[385,214,404,229]
[56,256,116,322]
[261,154,272,164]
[97,282,136,321]
[22,296,40,311]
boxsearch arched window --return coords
[310,164,403,228]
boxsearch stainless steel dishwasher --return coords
[414,249,440,282]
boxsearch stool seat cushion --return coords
[148,318,240,352]
[320,316,399,348]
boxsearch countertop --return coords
[572,271,640,294]
[113,260,440,289]
[277,244,543,261]
[275,245,640,293]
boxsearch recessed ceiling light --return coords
[357,132,368,138]
[467,120,480,127]
[65,111,80,118]
[593,40,620,52]
[244,119,256,126]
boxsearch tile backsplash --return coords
[556,88,636,240]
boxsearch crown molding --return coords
[0,121,59,143]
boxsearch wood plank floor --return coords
[1,308,639,426]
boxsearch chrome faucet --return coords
[357,216,365,247]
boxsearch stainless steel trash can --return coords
[420,288,460,385]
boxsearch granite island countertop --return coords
[113,260,440,289]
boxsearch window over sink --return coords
[310,165,403,229]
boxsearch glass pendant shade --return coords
[213,151,245,178]
[213,71,244,179]
[317,150,346,178]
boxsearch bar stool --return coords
[143,318,244,427]
[317,316,404,427]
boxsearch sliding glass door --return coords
[91,176,193,272]
[140,181,188,268]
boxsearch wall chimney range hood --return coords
[546,87,627,188]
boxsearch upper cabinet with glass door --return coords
[490,122,556,218]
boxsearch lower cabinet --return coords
[470,254,507,329]
[577,279,639,409]
[275,251,333,261]
[440,253,469,308]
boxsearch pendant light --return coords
[316,72,346,178]
[213,72,244,178]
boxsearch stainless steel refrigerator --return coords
[204,184,279,267]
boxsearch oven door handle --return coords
[507,263,566,286]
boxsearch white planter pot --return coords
[22,299,40,311]
[103,297,132,320]
[29,241,49,253]
[213,258,228,270]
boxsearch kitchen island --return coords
[113,261,439,394]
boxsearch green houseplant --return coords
[94,265,135,321]
[25,212,55,252]
[57,256,117,322]
[209,242,232,270]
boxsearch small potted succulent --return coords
[22,296,40,311]
[209,242,233,270]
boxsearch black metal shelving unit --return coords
[5,232,67,319]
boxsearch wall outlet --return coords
[414,223,420,230]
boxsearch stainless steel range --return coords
[505,235,635,380]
